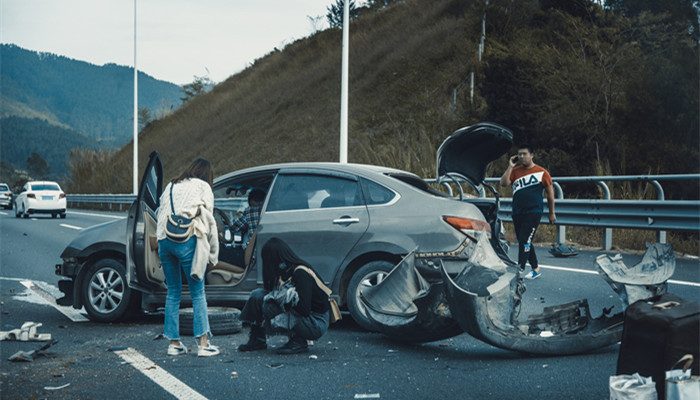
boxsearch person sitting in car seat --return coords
[229,189,265,266]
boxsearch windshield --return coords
[30,183,60,191]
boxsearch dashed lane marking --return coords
[67,210,126,219]
[60,223,83,230]
[114,348,209,400]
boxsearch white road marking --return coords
[539,264,700,287]
[114,348,209,400]
[60,224,83,230]
[12,279,89,322]
[68,210,126,219]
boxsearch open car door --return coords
[126,151,165,291]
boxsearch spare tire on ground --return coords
[179,307,242,335]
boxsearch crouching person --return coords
[238,237,330,354]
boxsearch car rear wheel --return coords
[81,258,137,322]
[346,260,395,331]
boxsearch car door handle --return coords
[333,217,360,225]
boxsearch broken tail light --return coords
[444,216,491,240]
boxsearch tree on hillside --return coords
[180,75,212,103]
[138,107,152,131]
[26,152,50,179]
[327,0,359,28]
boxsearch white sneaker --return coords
[167,341,188,356]
[197,344,220,357]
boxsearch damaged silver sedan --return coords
[361,229,676,355]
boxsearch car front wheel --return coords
[346,260,395,331]
[81,258,137,322]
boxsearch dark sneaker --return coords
[276,337,308,355]
[238,340,267,352]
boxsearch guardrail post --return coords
[650,180,667,244]
[596,181,613,250]
[553,183,565,244]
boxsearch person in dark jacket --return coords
[238,237,330,354]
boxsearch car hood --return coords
[60,218,127,258]
[436,122,513,186]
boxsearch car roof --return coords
[215,162,418,183]
[27,181,62,186]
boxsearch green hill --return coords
[0,44,183,146]
[62,0,699,198]
[0,116,102,183]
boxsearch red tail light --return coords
[444,216,491,239]
[60,193,66,198]
[27,193,36,199]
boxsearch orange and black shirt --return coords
[509,164,552,216]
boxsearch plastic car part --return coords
[594,242,675,309]
[361,250,463,343]
[346,260,396,331]
[360,231,674,355]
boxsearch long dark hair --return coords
[173,158,214,188]
[261,237,314,291]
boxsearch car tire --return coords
[60,213,66,219]
[81,258,137,322]
[346,260,396,331]
[179,307,242,336]
[52,213,57,218]
[22,205,29,218]
[14,204,21,218]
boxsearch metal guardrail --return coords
[67,174,700,250]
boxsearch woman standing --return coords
[238,238,330,354]
[157,158,220,357]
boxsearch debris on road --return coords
[0,321,52,341]
[44,383,71,391]
[8,339,58,362]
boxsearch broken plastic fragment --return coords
[44,383,71,390]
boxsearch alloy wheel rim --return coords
[88,267,124,313]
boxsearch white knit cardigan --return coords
[156,178,219,280]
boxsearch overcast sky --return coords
[1,0,357,85]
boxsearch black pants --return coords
[239,288,329,340]
[512,213,541,271]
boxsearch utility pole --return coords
[339,0,350,163]
[133,0,139,194]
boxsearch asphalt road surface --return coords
[1,209,698,399]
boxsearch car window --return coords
[214,173,274,220]
[0,184,9,191]
[29,183,61,191]
[360,178,396,205]
[267,174,363,212]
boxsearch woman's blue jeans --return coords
[159,237,211,340]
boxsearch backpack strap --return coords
[294,266,332,296]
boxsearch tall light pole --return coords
[132,0,139,194]
[339,0,350,163]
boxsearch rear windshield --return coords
[0,184,8,191]
[30,183,60,191]
[386,173,449,198]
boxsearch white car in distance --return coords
[15,181,67,219]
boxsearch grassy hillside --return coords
[74,0,698,197]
